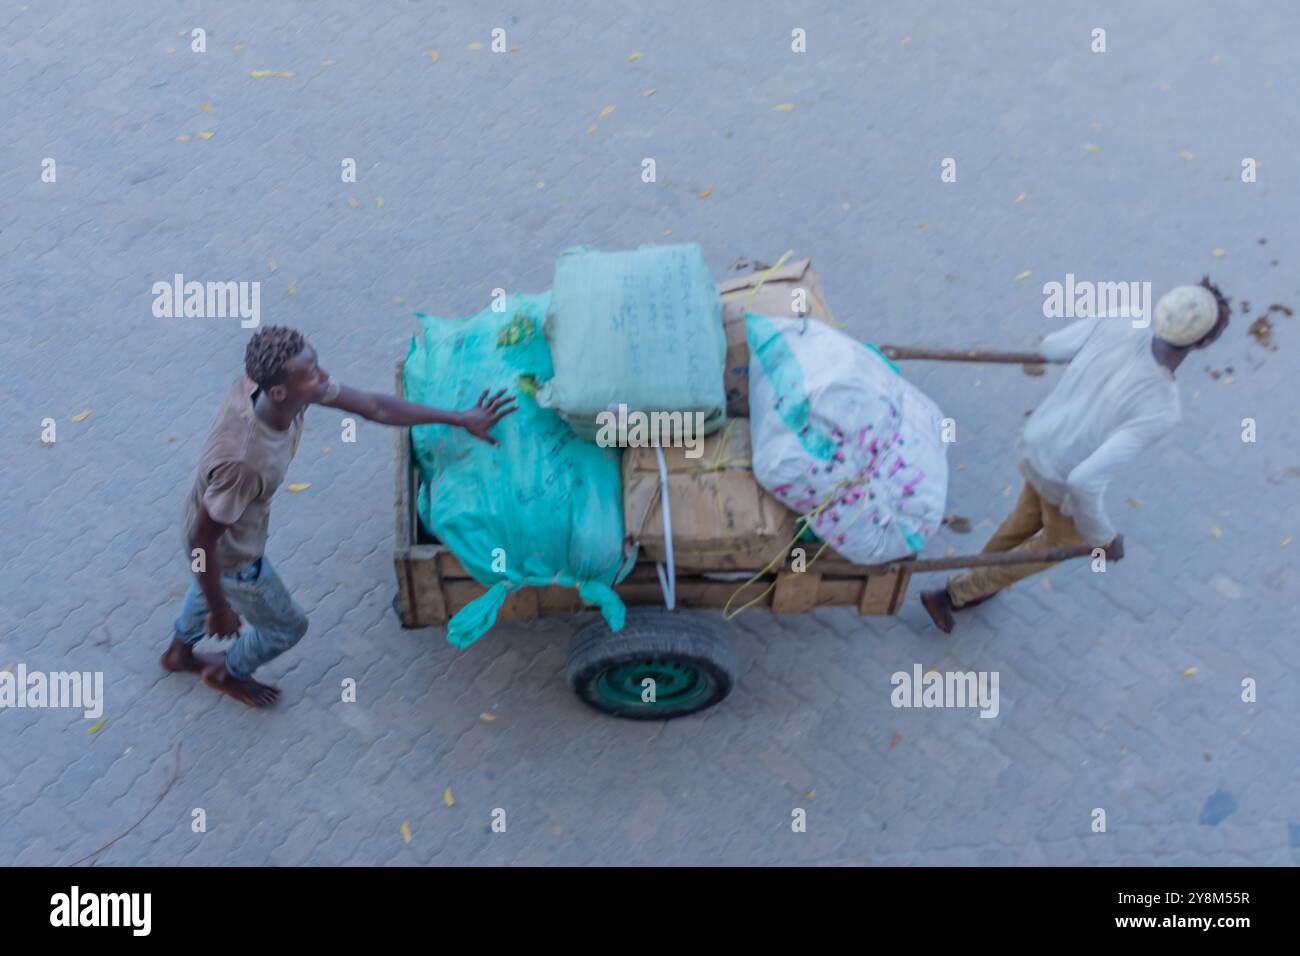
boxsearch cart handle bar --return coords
[877,345,1067,365]
[865,543,1100,575]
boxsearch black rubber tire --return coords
[566,608,738,720]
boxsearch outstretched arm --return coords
[1038,318,1100,362]
[320,384,518,444]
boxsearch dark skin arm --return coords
[321,385,517,445]
[187,505,243,638]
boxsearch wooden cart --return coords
[392,359,1093,719]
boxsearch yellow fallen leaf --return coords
[72,410,91,422]
[88,718,108,734]
[628,52,642,61]
[803,788,816,799]
[444,787,454,807]
[1157,81,1170,92]
[201,101,215,113]
[269,256,278,272]
[392,296,405,304]
[586,124,597,134]
[175,134,192,142]
[178,31,187,37]
[250,70,294,79]
[164,47,176,54]
[889,731,903,749]
[287,482,311,492]
[1210,526,1223,538]
[643,88,655,96]
[1182,667,1198,678]
[468,42,483,50]
[916,222,928,230]
[955,463,965,471]
[1002,485,1012,497]
[945,545,954,557]
[1090,122,1102,131]
[1085,143,1100,153]
[480,712,497,721]
[1210,54,1220,64]
[1281,536,1292,546]
[900,34,912,46]
[250,70,272,77]
[322,59,335,66]
[1223,376,1233,384]
[509,44,521,53]
[233,43,244,52]
[698,186,713,198]
[376,195,385,207]
[1014,270,1031,281]
[1179,150,1194,161]
[287,286,297,295]
[773,103,795,111]
[400,821,411,843]
[323,447,332,454]
[1127,497,1143,508]
[197,131,214,140]
[1014,192,1026,203]
[1213,248,1226,258]
[347,197,358,208]
[1,663,13,673]
[426,50,440,63]
[598,105,615,118]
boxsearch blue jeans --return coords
[172,556,309,679]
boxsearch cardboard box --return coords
[717,258,835,418]
[622,420,799,571]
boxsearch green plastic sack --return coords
[536,243,727,441]
[403,292,635,648]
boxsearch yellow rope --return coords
[747,250,794,298]
[721,433,901,620]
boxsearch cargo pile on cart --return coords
[393,244,1092,718]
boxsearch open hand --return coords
[460,388,518,446]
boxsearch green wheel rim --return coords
[593,657,714,710]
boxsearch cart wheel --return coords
[567,609,738,720]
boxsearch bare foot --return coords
[160,636,225,673]
[201,660,280,708]
[920,589,955,634]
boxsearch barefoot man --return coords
[161,325,517,706]
[921,279,1230,633]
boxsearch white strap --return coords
[653,444,676,610]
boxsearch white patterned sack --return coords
[746,313,948,564]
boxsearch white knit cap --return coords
[1154,285,1218,346]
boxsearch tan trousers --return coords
[946,482,1084,609]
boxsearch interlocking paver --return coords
[2,0,1297,867]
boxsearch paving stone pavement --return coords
[2,1,1297,866]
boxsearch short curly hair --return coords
[1198,275,1231,326]
[245,325,306,390]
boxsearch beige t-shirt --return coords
[180,376,340,571]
